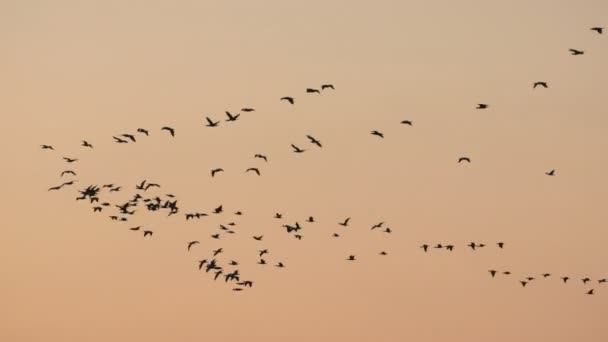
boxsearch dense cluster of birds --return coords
[41,27,606,294]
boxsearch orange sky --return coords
[1,1,608,341]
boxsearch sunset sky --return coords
[2,1,608,341]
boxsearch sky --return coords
[1,1,607,341]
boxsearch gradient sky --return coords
[2,1,608,341]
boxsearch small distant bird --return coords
[211,168,224,177]
[533,81,548,89]
[143,230,153,237]
[497,242,505,248]
[569,49,584,55]
[113,136,128,143]
[213,205,223,214]
[445,245,454,251]
[82,140,93,148]
[582,277,591,284]
[562,277,570,283]
[545,169,556,176]
[294,234,303,240]
[225,112,240,122]
[206,117,220,127]
[41,145,54,150]
[520,281,528,287]
[129,226,140,231]
[63,157,78,163]
[339,217,350,227]
[371,222,384,230]
[591,27,604,34]
[61,170,76,177]
[246,167,261,176]
[137,128,149,135]
[122,134,136,142]
[371,130,384,138]
[258,259,266,265]
[401,120,413,126]
[306,216,315,223]
[291,144,305,153]
[306,135,322,148]
[587,289,594,295]
[48,185,63,191]
[187,241,199,251]
[306,88,320,94]
[333,233,340,237]
[274,213,282,219]
[458,157,471,163]
[599,279,607,284]
[476,104,489,109]
[347,255,356,261]
[489,270,497,277]
[321,84,334,90]
[276,262,285,268]
[259,249,269,258]
[213,248,223,257]
[241,108,255,112]
[211,234,220,239]
[234,211,242,216]
[253,235,263,241]
[421,244,429,252]
[229,261,238,266]
[161,126,175,137]
[254,154,268,162]
[281,97,294,104]
[542,273,551,278]
[379,251,387,256]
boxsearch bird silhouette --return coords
[347,255,356,261]
[81,140,93,148]
[48,185,63,191]
[246,167,261,176]
[371,130,384,138]
[259,249,269,258]
[211,168,224,177]
[587,289,594,295]
[113,136,128,143]
[306,135,322,147]
[206,117,220,127]
[241,108,255,112]
[161,126,175,137]
[224,112,240,122]
[582,277,591,284]
[213,248,223,257]
[545,169,556,176]
[520,281,528,287]
[569,49,584,55]
[306,88,320,94]
[379,251,388,256]
[274,213,283,219]
[306,216,315,223]
[214,205,223,214]
[476,104,489,109]
[321,84,335,90]
[533,81,548,89]
[276,262,285,268]
[254,154,268,162]
[401,120,413,126]
[497,242,505,248]
[562,277,570,283]
[458,157,471,163]
[253,235,263,241]
[143,230,153,237]
[291,144,305,153]
[137,128,149,135]
[591,27,604,34]
[61,170,76,177]
[489,270,497,277]
[198,259,207,270]
[41,145,54,150]
[187,241,199,251]
[339,217,350,226]
[281,97,294,104]
[122,134,136,142]
[129,226,141,231]
[421,244,429,252]
[211,234,220,239]
[63,157,78,163]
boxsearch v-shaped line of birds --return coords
[40,26,606,294]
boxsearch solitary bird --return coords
[137,128,149,135]
[211,168,224,177]
[63,157,78,163]
[489,270,497,277]
[545,169,556,176]
[476,104,489,109]
[420,244,429,252]
[143,230,153,237]
[213,205,223,214]
[339,217,351,227]
[253,235,263,241]
[371,130,384,138]
[291,144,305,153]
[161,126,175,137]
[213,248,223,257]
[562,277,570,283]
[591,27,604,34]
[225,112,240,122]
[254,154,268,162]
[61,170,76,177]
[306,88,321,94]
[497,242,505,249]
[41,144,54,150]
[276,262,285,268]
[82,140,93,148]
[206,117,220,127]
[113,136,128,143]
[401,120,413,126]
[187,241,199,251]
[246,167,261,176]
[569,49,584,55]
[306,135,322,148]
[587,289,595,295]
[321,84,335,90]
[533,81,548,89]
[122,134,136,142]
[281,97,295,104]
[241,108,255,112]
[458,157,471,163]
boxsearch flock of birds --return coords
[41,26,606,294]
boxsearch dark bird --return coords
[371,222,384,230]
[213,205,223,214]
[198,259,207,270]
[542,273,552,278]
[253,235,263,241]
[82,140,93,148]
[143,230,153,237]
[591,27,604,34]
[489,270,497,277]
[294,234,303,240]
[458,157,471,163]
[281,97,294,104]
[445,245,454,251]
[161,126,175,137]
[211,168,224,177]
[562,277,570,283]
[520,281,528,287]
[306,135,322,147]
[254,154,268,162]
[61,180,77,187]
[401,120,413,126]
[214,270,223,281]
[347,255,356,261]
[582,278,591,284]
[306,88,320,94]
[306,216,315,223]
[137,128,149,135]
[259,249,269,258]
[61,170,76,177]
[339,217,350,227]
[48,185,63,191]
[545,169,556,176]
[246,167,261,176]
[476,104,489,109]
[205,117,220,127]
[213,248,223,257]
[63,157,78,163]
[533,81,548,89]
[129,226,141,231]
[321,84,335,90]
[276,262,285,268]
[234,211,242,215]
[237,281,253,287]
[113,136,128,143]
[333,233,340,237]
[468,242,478,250]
[187,241,199,251]
[144,183,160,191]
[384,227,392,234]
[211,234,220,239]
[291,144,305,153]
[241,108,255,112]
[599,279,607,284]
[497,242,505,249]
[371,130,384,138]
[229,260,239,266]
[258,259,266,265]
[421,244,429,252]
[587,289,594,295]
[41,144,54,150]
[569,49,584,55]
[274,213,283,219]
[379,251,388,256]
[224,112,240,122]
[122,134,136,142]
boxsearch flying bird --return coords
[458,157,471,163]
[254,154,268,162]
[281,97,295,104]
[587,289,594,295]
[187,241,199,251]
[533,81,548,89]
[206,117,220,127]
[401,120,413,126]
[113,136,128,143]
[497,242,505,248]
[225,112,240,122]
[291,144,305,153]
[143,230,153,237]
[253,235,263,241]
[81,140,93,148]
[321,84,335,90]
[241,108,255,112]
[61,170,76,177]
[420,244,429,252]
[569,49,584,55]
[122,134,136,142]
[41,145,54,150]
[211,168,224,177]
[347,255,356,261]
[137,128,149,135]
[63,157,78,163]
[213,205,223,214]
[591,27,604,34]
[306,88,320,94]
[246,167,261,176]
[161,126,175,137]
[339,217,350,227]
[476,104,489,109]
[545,169,556,176]
[213,248,223,257]
[306,135,322,148]
[371,130,384,138]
